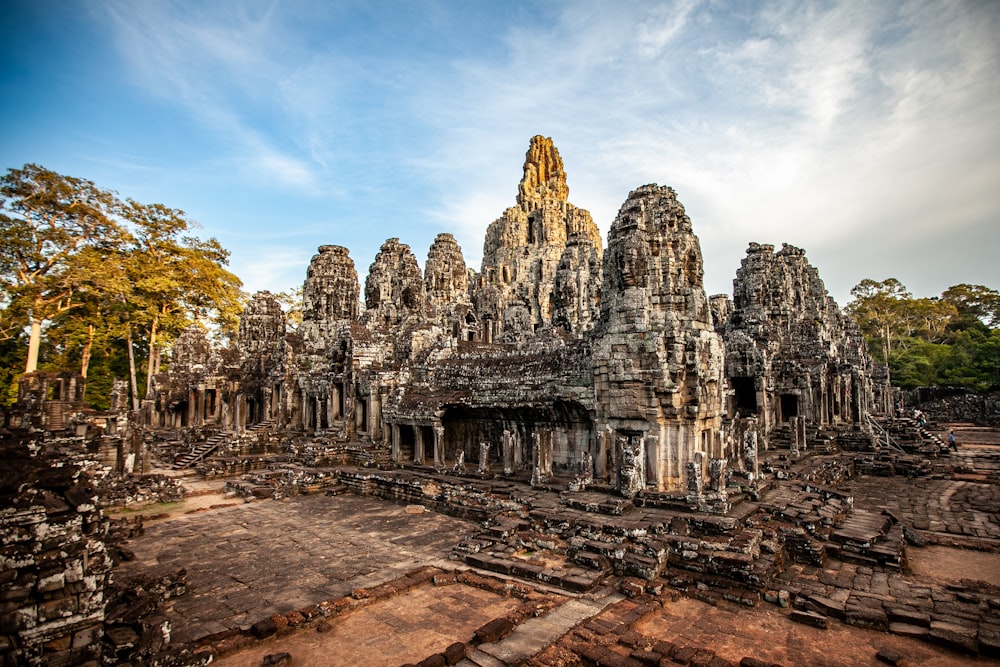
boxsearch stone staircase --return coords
[172,433,227,469]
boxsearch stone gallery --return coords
[148,136,885,499]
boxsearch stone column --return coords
[685,460,703,507]
[414,427,425,464]
[478,442,490,475]
[391,423,400,462]
[742,427,759,480]
[433,425,444,468]
[644,434,659,488]
[709,458,727,492]
[502,430,513,475]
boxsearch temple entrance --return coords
[732,376,757,416]
[780,394,799,422]
[440,401,592,471]
[398,424,416,461]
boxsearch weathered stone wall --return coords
[1,443,112,667]
[592,184,726,491]
[723,242,878,432]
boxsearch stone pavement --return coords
[116,493,475,644]
[848,474,1000,546]
[461,588,623,667]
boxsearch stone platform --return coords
[115,494,473,645]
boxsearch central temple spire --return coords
[517,135,569,204]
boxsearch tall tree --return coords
[941,284,1000,330]
[119,199,243,402]
[0,165,123,372]
[845,278,911,365]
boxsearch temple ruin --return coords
[147,136,884,496]
[6,136,1000,667]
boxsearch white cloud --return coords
[88,0,1000,303]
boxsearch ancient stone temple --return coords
[716,242,881,434]
[592,185,726,493]
[148,136,879,494]
[472,136,602,341]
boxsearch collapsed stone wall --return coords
[1,443,112,667]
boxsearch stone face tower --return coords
[300,245,359,352]
[364,238,425,328]
[474,136,602,340]
[592,184,726,491]
[723,242,876,432]
[424,232,473,335]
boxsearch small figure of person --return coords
[948,430,958,451]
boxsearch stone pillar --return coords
[709,458,727,492]
[644,434,659,488]
[789,416,801,458]
[540,431,553,477]
[502,430,513,475]
[685,460,703,504]
[414,427,425,464]
[478,442,490,475]
[530,434,542,487]
[596,429,608,479]
[617,436,644,499]
[433,425,444,468]
[581,451,594,486]
[743,427,759,480]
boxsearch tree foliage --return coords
[0,164,245,408]
[847,279,1000,391]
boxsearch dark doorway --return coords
[732,377,757,415]
[780,394,799,422]
[398,424,415,461]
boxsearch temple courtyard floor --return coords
[114,427,1000,666]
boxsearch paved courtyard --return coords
[116,494,475,644]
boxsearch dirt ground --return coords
[634,596,985,667]
[211,584,522,667]
[908,544,1000,586]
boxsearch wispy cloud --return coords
[98,1,325,194]
[83,0,1000,303]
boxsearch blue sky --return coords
[2,0,998,306]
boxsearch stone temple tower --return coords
[473,136,602,341]
[299,245,359,354]
[592,184,726,492]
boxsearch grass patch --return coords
[109,500,184,516]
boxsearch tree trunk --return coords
[25,312,42,373]
[80,324,94,378]
[144,315,159,396]
[127,325,140,412]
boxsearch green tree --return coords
[845,278,911,365]
[847,278,1000,391]
[275,286,303,332]
[119,199,243,407]
[0,164,124,372]
[941,284,1000,330]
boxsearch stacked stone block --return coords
[1,445,112,666]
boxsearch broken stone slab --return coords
[875,648,906,666]
[789,609,828,629]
